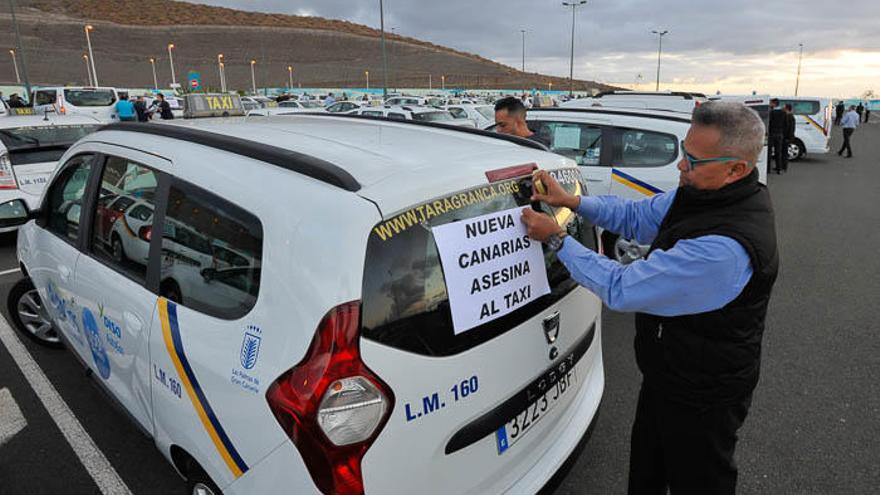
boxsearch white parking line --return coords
[0,268,20,277]
[0,387,27,446]
[0,317,132,494]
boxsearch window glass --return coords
[620,129,677,167]
[91,157,158,282]
[529,121,603,166]
[362,110,384,117]
[476,106,495,120]
[0,124,100,150]
[449,108,468,119]
[412,111,452,122]
[778,99,820,116]
[160,180,263,320]
[387,112,407,121]
[63,89,116,107]
[361,171,596,356]
[45,154,94,242]
[34,90,57,106]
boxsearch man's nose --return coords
[677,157,688,173]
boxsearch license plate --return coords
[17,174,49,187]
[496,369,576,454]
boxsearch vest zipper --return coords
[657,323,663,339]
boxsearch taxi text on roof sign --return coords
[183,93,245,119]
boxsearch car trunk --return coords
[357,168,603,493]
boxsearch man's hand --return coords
[521,208,563,242]
[531,170,580,210]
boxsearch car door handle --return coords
[58,265,71,281]
[123,311,143,333]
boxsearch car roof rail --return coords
[593,90,706,100]
[529,107,692,124]
[98,122,361,192]
[297,112,550,151]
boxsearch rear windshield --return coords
[413,111,453,122]
[0,124,100,149]
[476,106,495,120]
[361,169,596,356]
[63,89,116,107]
[778,99,821,116]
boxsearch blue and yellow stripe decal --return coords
[803,115,828,136]
[611,169,664,197]
[158,298,249,478]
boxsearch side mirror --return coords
[0,199,35,228]
[200,267,216,283]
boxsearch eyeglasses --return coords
[680,140,745,171]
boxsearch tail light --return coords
[0,153,19,190]
[138,225,152,241]
[266,301,394,495]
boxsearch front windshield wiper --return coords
[0,129,40,146]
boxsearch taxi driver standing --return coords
[521,102,779,495]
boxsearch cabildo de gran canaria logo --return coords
[82,307,111,380]
[240,325,262,370]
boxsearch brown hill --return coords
[1,0,614,92]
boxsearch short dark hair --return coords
[770,98,780,106]
[784,103,792,111]
[494,96,526,115]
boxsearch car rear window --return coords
[413,111,453,122]
[63,89,116,107]
[361,169,596,356]
[779,100,821,116]
[0,124,100,149]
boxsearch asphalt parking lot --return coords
[0,123,878,494]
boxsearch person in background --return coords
[768,98,787,174]
[781,103,796,173]
[151,93,174,120]
[838,105,859,158]
[864,105,870,123]
[324,92,336,107]
[493,96,549,147]
[133,96,149,122]
[522,101,778,495]
[115,93,136,122]
[835,100,845,126]
[8,93,26,108]
[856,102,864,122]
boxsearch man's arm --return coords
[556,234,753,316]
[576,192,676,245]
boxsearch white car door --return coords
[72,148,168,433]
[27,154,95,355]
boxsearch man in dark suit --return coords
[768,98,787,174]
[781,104,796,173]
[835,101,845,125]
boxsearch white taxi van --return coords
[2,115,604,495]
[31,86,120,122]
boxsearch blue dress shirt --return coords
[840,111,860,129]
[556,191,753,317]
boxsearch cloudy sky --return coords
[193,0,879,97]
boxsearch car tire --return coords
[111,234,126,263]
[787,140,806,162]
[601,231,645,265]
[186,466,223,495]
[7,277,63,349]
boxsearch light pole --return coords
[562,1,587,97]
[520,29,526,72]
[548,81,553,91]
[429,74,432,90]
[84,25,99,86]
[82,54,92,86]
[441,75,446,90]
[651,29,668,91]
[288,65,293,91]
[9,50,20,84]
[217,54,226,93]
[167,43,177,88]
[250,59,257,94]
[365,70,370,90]
[378,0,389,98]
[149,57,158,89]
[794,42,804,96]
[9,0,31,98]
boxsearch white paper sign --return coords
[432,206,551,334]
[553,126,582,150]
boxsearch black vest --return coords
[634,169,779,405]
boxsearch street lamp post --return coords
[250,59,257,94]
[429,74,432,90]
[562,1,587,97]
[167,43,177,88]
[794,42,804,96]
[520,29,526,73]
[378,0,389,98]
[217,54,226,93]
[9,50,20,84]
[82,54,92,86]
[548,81,553,91]
[84,25,99,86]
[365,71,370,90]
[149,58,158,89]
[288,66,293,90]
[651,29,669,91]
[9,0,31,98]
[441,75,445,90]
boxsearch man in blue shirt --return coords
[522,101,779,495]
[838,105,859,158]
[115,93,136,122]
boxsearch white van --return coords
[563,91,708,114]
[31,87,120,122]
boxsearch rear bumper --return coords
[539,401,601,494]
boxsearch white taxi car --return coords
[526,105,769,263]
[3,116,604,495]
[31,86,120,122]
[0,114,102,231]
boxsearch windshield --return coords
[413,111,453,122]
[0,124,100,149]
[361,169,595,356]
[476,106,495,120]
[301,101,324,108]
[64,89,116,107]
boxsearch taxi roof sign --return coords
[184,93,245,119]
